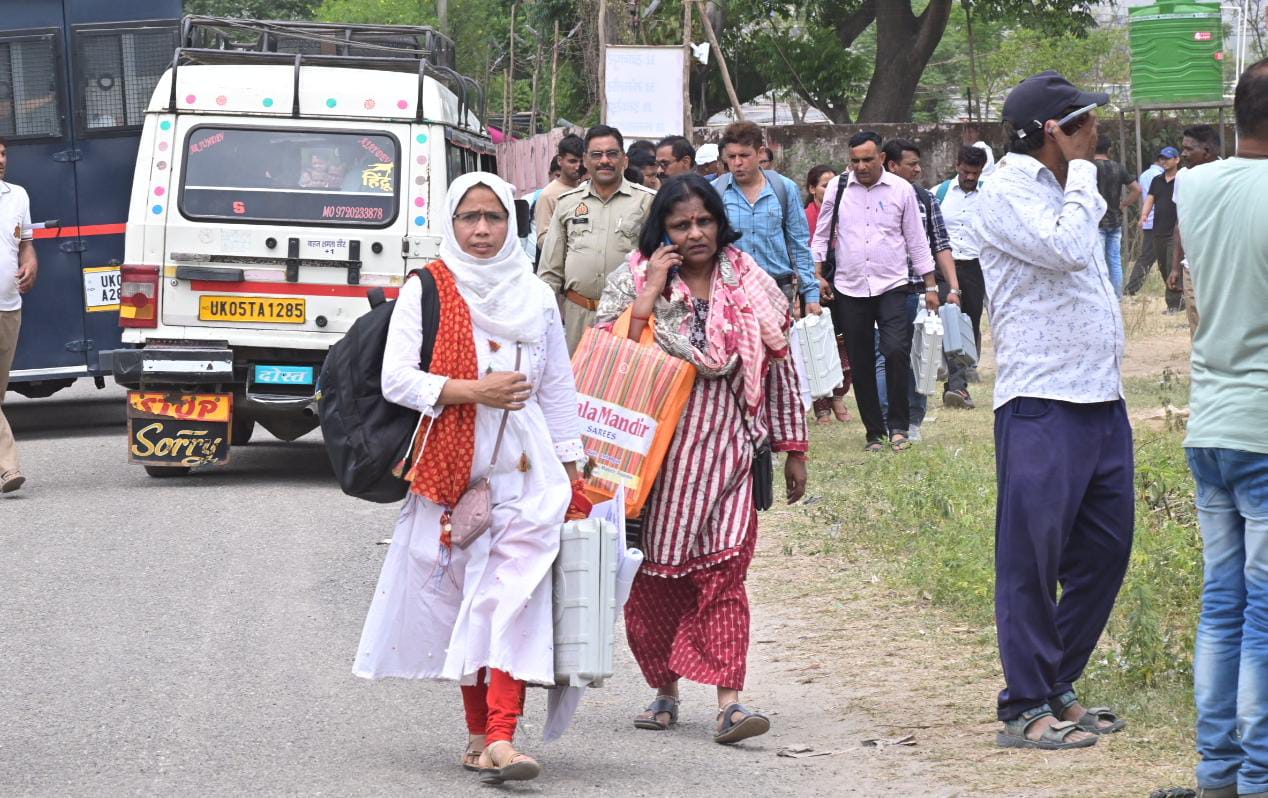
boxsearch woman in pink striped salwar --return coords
[594,173,809,745]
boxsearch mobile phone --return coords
[1052,103,1099,136]
[661,232,674,247]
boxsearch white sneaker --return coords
[908,425,922,443]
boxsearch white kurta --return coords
[353,274,584,686]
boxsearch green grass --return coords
[790,368,1201,736]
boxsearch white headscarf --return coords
[439,171,548,343]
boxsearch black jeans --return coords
[1125,227,1155,296]
[831,287,913,443]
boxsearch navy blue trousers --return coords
[994,397,1135,721]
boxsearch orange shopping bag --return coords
[571,309,697,517]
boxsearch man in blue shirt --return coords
[1124,150,1167,295]
[714,121,820,315]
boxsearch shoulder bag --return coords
[449,343,521,549]
[820,175,848,286]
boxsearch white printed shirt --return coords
[0,181,33,312]
[937,181,982,260]
[970,154,1124,409]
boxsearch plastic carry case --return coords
[939,303,978,368]
[553,518,620,688]
[910,308,944,396]
[791,312,845,400]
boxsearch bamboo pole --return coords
[692,0,743,121]
[530,38,542,135]
[505,3,517,135]
[599,0,608,123]
[550,20,560,127]
[682,0,692,135]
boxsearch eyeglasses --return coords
[655,159,677,169]
[587,150,623,161]
[452,210,509,226]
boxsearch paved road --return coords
[0,382,913,797]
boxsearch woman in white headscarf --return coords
[353,173,587,784]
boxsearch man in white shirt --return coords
[933,145,989,408]
[0,137,38,493]
[972,72,1132,752]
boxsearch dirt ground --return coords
[738,292,1199,798]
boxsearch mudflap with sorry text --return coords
[127,391,233,469]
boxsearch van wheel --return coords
[233,417,255,445]
[144,465,192,478]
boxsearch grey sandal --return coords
[633,695,679,731]
[714,702,770,744]
[996,705,1098,750]
[1051,689,1127,735]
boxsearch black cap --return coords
[1002,70,1109,137]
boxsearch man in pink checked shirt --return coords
[810,130,938,453]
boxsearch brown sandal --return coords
[478,740,541,784]
[460,734,485,772]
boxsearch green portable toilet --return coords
[1130,1,1225,103]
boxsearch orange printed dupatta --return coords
[405,261,479,507]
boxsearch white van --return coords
[106,18,495,476]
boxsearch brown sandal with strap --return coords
[478,740,541,784]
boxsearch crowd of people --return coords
[352,58,1268,795]
[2,48,1262,795]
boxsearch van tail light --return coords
[119,265,160,328]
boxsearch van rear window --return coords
[179,127,400,228]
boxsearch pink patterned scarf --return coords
[627,246,790,415]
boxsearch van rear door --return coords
[158,120,409,339]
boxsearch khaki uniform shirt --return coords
[539,179,656,352]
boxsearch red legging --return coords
[460,668,526,744]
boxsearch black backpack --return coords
[318,268,440,503]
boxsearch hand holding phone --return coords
[1047,104,1099,163]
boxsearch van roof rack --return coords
[167,16,484,132]
[181,16,455,70]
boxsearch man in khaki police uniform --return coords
[540,124,656,353]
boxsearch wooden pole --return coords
[436,0,449,36]
[550,20,560,127]
[692,0,744,121]
[530,38,542,135]
[505,3,516,136]
[599,0,608,123]
[964,0,980,121]
[682,0,692,135]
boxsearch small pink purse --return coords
[449,344,520,550]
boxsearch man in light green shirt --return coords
[1174,56,1268,798]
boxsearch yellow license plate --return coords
[198,295,306,324]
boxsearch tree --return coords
[724,0,1097,122]
[184,0,321,19]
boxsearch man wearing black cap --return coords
[971,71,1133,751]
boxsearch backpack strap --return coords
[934,179,951,204]
[763,169,799,280]
[407,267,440,371]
